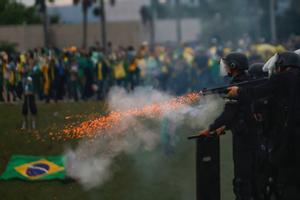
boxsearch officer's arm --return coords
[238,74,280,101]
[209,100,239,131]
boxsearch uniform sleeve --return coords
[209,100,239,131]
[238,74,281,101]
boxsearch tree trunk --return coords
[175,0,182,45]
[150,0,156,47]
[100,0,107,54]
[269,0,277,43]
[41,0,49,47]
[82,6,88,49]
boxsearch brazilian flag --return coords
[0,155,65,181]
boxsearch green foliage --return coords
[50,14,60,24]
[0,0,60,25]
[0,41,17,53]
[0,0,41,25]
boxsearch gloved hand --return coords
[215,125,226,135]
[227,86,239,97]
[199,128,210,136]
[199,126,226,137]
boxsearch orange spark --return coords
[58,92,201,140]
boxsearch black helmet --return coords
[275,51,300,70]
[248,63,268,79]
[222,52,249,71]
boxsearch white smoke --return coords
[107,86,172,111]
[64,86,225,190]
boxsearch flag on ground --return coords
[0,155,65,181]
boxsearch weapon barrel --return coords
[202,77,268,95]
[187,131,217,140]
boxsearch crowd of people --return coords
[0,36,298,131]
[2,35,298,105]
[2,34,300,198]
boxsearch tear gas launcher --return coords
[200,77,268,96]
[188,77,269,140]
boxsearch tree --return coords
[93,0,116,53]
[35,0,55,48]
[0,0,59,47]
[73,0,96,49]
[99,0,107,53]
[0,0,41,25]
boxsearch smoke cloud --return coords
[65,86,225,190]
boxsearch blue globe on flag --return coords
[26,163,50,177]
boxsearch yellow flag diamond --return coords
[14,159,64,180]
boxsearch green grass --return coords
[0,101,233,200]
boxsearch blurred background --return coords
[0,0,299,50]
[0,1,300,200]
[1,0,300,103]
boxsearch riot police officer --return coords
[248,63,277,200]
[248,63,268,80]
[228,51,300,200]
[200,52,257,200]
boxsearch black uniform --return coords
[239,67,300,200]
[248,63,276,199]
[209,72,258,200]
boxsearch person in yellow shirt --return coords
[40,56,50,101]
[95,55,110,100]
[127,57,140,91]
[113,52,126,87]
[1,52,14,103]
[15,57,25,99]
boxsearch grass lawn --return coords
[0,101,234,200]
